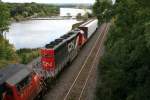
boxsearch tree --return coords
[93,0,113,24]
[76,13,82,19]
[0,3,10,35]
[95,0,150,100]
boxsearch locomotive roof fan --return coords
[55,38,63,43]
[68,31,75,35]
[60,34,70,39]
[45,41,57,48]
[50,41,58,45]
[54,38,63,45]
[45,44,54,48]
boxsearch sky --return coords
[2,0,95,4]
[2,0,115,4]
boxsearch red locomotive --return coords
[0,64,43,100]
[0,19,98,100]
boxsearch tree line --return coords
[6,2,59,21]
[93,0,150,100]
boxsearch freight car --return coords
[0,19,98,100]
[78,19,98,41]
[0,64,43,100]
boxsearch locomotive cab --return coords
[0,64,43,100]
[41,48,55,71]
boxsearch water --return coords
[6,19,79,49]
[6,7,92,49]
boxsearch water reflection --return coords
[6,19,79,49]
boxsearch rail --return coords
[63,23,110,100]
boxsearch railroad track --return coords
[63,23,110,100]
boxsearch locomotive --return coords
[0,64,43,100]
[0,19,98,100]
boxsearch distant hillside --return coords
[41,3,93,9]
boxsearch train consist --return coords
[40,19,98,78]
[0,19,98,100]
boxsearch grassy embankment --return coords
[0,36,40,67]
[0,35,19,68]
[16,48,40,64]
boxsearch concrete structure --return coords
[60,8,92,17]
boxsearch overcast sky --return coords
[2,0,115,4]
[2,0,95,4]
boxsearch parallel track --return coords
[63,23,109,100]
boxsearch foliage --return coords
[0,2,18,68]
[76,13,82,20]
[0,3,10,35]
[72,22,84,30]
[94,0,150,100]
[93,0,113,24]
[0,36,19,68]
[6,3,59,21]
[16,48,40,64]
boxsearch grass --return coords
[72,22,84,30]
[16,48,40,64]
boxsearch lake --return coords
[6,7,92,49]
[6,19,79,49]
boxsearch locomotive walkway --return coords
[31,16,74,20]
[28,23,110,100]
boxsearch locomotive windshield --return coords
[2,85,14,100]
[42,54,53,58]
[16,73,32,92]
[0,84,5,100]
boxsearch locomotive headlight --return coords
[42,61,53,68]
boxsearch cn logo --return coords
[68,41,75,52]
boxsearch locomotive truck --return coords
[0,19,98,100]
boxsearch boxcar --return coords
[78,19,98,40]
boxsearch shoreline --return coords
[10,14,59,22]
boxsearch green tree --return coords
[0,3,10,35]
[93,0,113,24]
[95,0,150,100]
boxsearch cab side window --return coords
[5,86,13,97]
[16,75,32,92]
[0,85,4,100]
